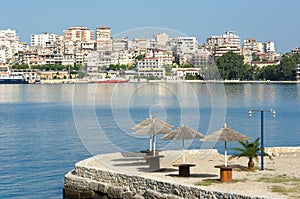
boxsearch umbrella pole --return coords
[149,135,152,151]
[225,141,227,167]
[182,139,185,163]
[153,134,156,157]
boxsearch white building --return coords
[192,48,211,66]
[31,32,63,48]
[169,36,198,55]
[112,37,128,52]
[171,68,201,80]
[128,38,149,52]
[136,57,165,77]
[0,29,19,62]
[205,31,241,56]
[296,64,300,81]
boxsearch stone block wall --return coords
[64,164,263,199]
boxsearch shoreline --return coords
[64,147,300,199]
[33,79,300,84]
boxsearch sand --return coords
[83,149,300,199]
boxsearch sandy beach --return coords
[79,148,300,199]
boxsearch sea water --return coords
[0,83,299,198]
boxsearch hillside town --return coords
[0,26,299,83]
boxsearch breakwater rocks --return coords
[63,152,263,199]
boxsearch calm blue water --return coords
[0,83,299,198]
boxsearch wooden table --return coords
[173,164,196,177]
[214,165,239,182]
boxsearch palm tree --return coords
[230,137,271,170]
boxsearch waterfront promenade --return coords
[64,147,300,199]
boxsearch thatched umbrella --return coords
[132,115,172,155]
[201,123,250,166]
[161,124,205,163]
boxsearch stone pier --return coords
[63,150,265,199]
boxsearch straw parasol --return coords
[201,122,250,166]
[131,115,172,156]
[161,124,205,163]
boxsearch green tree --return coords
[251,52,260,61]
[214,51,246,80]
[12,64,29,69]
[180,63,194,68]
[230,138,271,170]
[278,55,296,80]
[257,65,279,80]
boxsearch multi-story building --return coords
[296,64,300,81]
[112,37,128,52]
[136,57,165,77]
[149,33,169,49]
[31,32,63,48]
[18,42,30,52]
[0,29,19,63]
[242,39,259,64]
[145,49,173,66]
[128,38,149,52]
[23,51,41,65]
[205,31,241,57]
[96,26,112,51]
[169,36,198,55]
[192,48,211,67]
[0,50,5,63]
[63,27,94,42]
[291,47,300,54]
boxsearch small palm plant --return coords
[230,137,271,170]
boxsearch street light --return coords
[248,108,276,170]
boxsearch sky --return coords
[0,0,299,53]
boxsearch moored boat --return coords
[0,73,28,84]
[92,78,129,83]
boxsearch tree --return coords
[214,51,246,80]
[230,137,271,170]
[251,52,260,62]
[278,55,296,80]
[257,65,279,80]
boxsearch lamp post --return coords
[248,109,276,170]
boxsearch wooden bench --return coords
[173,164,196,177]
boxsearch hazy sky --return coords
[0,0,299,53]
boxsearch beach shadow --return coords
[166,173,218,178]
[120,152,145,158]
[113,162,148,167]
[137,167,177,173]
[111,157,145,162]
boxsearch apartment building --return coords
[63,27,94,42]
[291,47,300,54]
[296,64,300,81]
[23,51,40,65]
[96,26,112,51]
[112,37,128,52]
[0,29,19,63]
[205,31,241,57]
[145,49,173,66]
[31,32,63,48]
[136,57,165,77]
[169,36,198,55]
[192,48,211,67]
[128,38,149,52]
